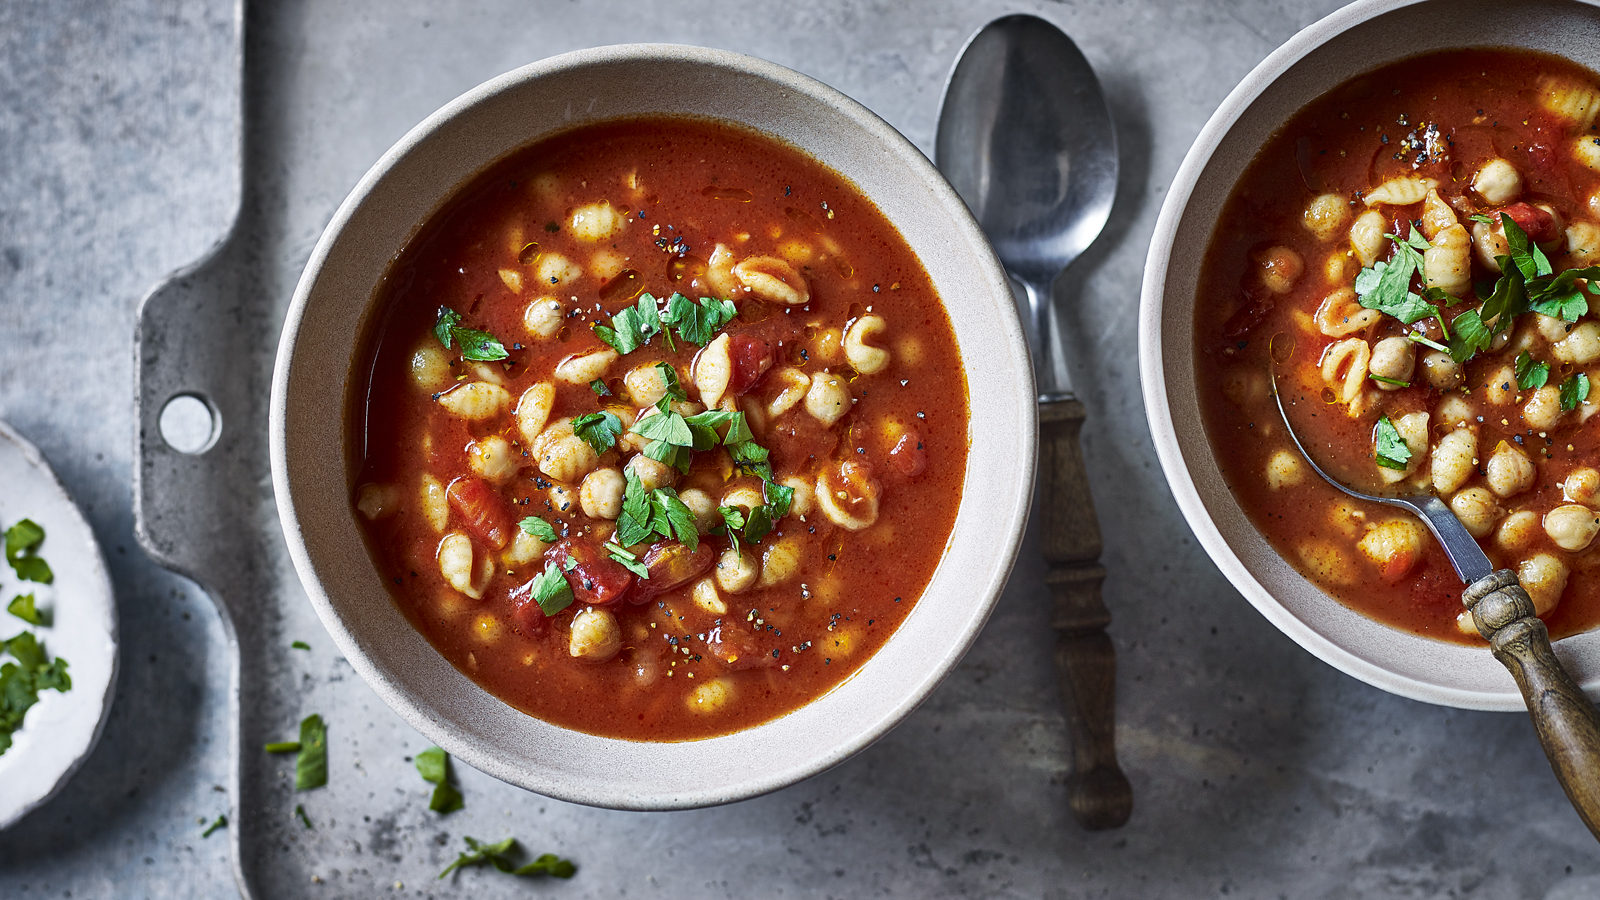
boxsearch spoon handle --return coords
[1465,570,1600,839]
[1040,396,1133,829]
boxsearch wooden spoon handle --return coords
[1040,397,1132,829]
[1465,570,1600,840]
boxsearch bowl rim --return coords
[1139,0,1600,711]
[270,42,1034,808]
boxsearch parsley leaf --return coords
[727,440,773,481]
[604,542,650,578]
[296,804,314,830]
[433,306,509,361]
[1515,351,1550,390]
[571,411,624,454]
[520,516,558,542]
[6,594,42,626]
[1373,416,1412,471]
[1561,372,1591,411]
[655,362,688,401]
[264,741,301,753]
[438,836,576,880]
[616,470,654,547]
[415,746,464,813]
[589,378,611,397]
[1353,236,1440,326]
[634,404,693,446]
[717,506,747,555]
[662,293,738,346]
[0,631,71,756]
[294,714,328,790]
[1447,307,1494,365]
[1528,266,1600,322]
[613,470,701,551]
[594,294,663,354]
[291,640,310,650]
[529,562,574,616]
[201,815,227,838]
[4,519,52,584]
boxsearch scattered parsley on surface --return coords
[4,519,52,584]
[414,746,464,813]
[437,836,576,880]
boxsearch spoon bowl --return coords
[936,14,1117,399]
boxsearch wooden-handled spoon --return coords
[1273,374,1600,839]
[937,14,1131,830]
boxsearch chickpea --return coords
[502,526,548,567]
[569,608,623,661]
[843,314,892,374]
[1265,449,1304,490]
[1565,468,1600,505]
[1472,158,1524,205]
[467,435,523,485]
[715,547,759,593]
[1295,540,1359,587]
[625,453,677,492]
[499,268,524,294]
[437,382,512,420]
[1368,337,1415,390]
[678,488,719,532]
[1435,394,1476,427]
[524,297,564,339]
[1567,222,1600,268]
[409,344,452,392]
[623,361,674,407]
[805,372,851,427]
[1483,364,1517,406]
[569,201,624,242]
[1496,510,1542,554]
[691,577,727,615]
[686,677,735,714]
[1356,519,1424,582]
[1554,321,1600,365]
[1518,553,1570,615]
[1573,135,1600,173]
[1485,441,1535,498]
[757,536,802,587]
[548,484,577,515]
[1546,505,1600,551]
[535,421,600,484]
[1449,487,1502,538]
[1522,384,1565,431]
[1419,350,1463,390]
[535,251,582,286]
[580,468,625,520]
[356,483,401,520]
[1430,429,1477,495]
[1255,246,1304,294]
[1302,193,1351,242]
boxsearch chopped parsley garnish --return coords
[717,506,747,555]
[1449,215,1600,364]
[7,594,42,626]
[528,562,574,616]
[1354,230,1448,328]
[1561,372,1591,411]
[1374,416,1412,471]
[616,469,699,551]
[594,292,737,355]
[715,481,795,548]
[588,378,611,397]
[290,640,310,650]
[519,516,559,543]
[1515,351,1550,390]
[294,714,327,790]
[295,804,314,829]
[1368,374,1410,388]
[5,519,52,584]
[655,361,689,401]
[201,815,227,838]
[604,542,650,578]
[434,306,509,362]
[438,836,576,880]
[415,745,464,813]
[0,631,71,755]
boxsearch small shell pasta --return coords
[438,532,485,599]
[1320,338,1371,406]
[1553,321,1600,364]
[467,435,523,485]
[555,348,619,384]
[523,297,564,339]
[515,382,556,445]
[691,334,733,408]
[1539,75,1600,129]
[1314,288,1381,338]
[1264,449,1304,489]
[1363,176,1437,207]
[842,315,891,374]
[733,256,810,305]
[535,421,600,483]
[437,382,512,420]
[1422,224,1472,297]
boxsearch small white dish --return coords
[0,421,118,829]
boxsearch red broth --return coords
[1195,49,1600,644]
[347,117,969,739]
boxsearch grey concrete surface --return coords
[2,0,1599,898]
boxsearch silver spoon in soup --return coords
[1273,369,1600,840]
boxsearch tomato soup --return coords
[347,117,969,739]
[1196,49,1600,644]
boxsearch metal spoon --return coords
[937,14,1131,830]
[1272,372,1600,840]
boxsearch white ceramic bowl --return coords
[271,45,1033,809]
[1140,0,1600,711]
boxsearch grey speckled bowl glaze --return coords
[270,45,1033,809]
[1141,0,1600,711]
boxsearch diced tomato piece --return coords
[446,477,514,549]
[505,578,553,635]
[548,538,634,606]
[889,429,927,477]
[1494,201,1561,245]
[1221,284,1274,341]
[728,333,775,395]
[631,541,715,603]
[704,624,776,670]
